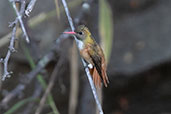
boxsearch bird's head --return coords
[64,25,91,41]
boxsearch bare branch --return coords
[0,26,17,81]
[0,27,72,107]
[25,0,37,17]
[10,0,30,43]
[0,51,55,108]
[35,59,62,114]
[9,0,20,2]
[0,84,25,109]
[0,0,34,80]
[22,81,42,114]
[69,43,79,114]
[61,0,104,114]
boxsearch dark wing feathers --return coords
[88,43,103,81]
[89,54,103,81]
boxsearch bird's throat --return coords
[77,40,85,50]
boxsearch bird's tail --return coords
[89,67,109,88]
[101,64,109,87]
[89,67,101,88]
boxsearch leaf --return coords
[99,0,114,63]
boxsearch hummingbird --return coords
[64,25,109,88]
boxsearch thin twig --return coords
[0,83,25,109]
[1,0,26,80]
[22,81,42,114]
[0,26,17,81]
[61,0,104,114]
[25,0,37,16]
[1,0,32,80]
[0,0,82,48]
[0,30,70,108]
[9,0,20,2]
[11,0,30,43]
[69,43,79,114]
[0,51,55,108]
[35,60,62,114]
[0,30,73,110]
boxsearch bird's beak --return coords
[63,31,76,34]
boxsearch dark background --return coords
[0,0,171,114]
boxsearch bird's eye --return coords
[78,32,83,35]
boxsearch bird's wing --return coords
[87,43,109,87]
[96,45,109,87]
[87,43,103,80]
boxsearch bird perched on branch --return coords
[64,25,109,88]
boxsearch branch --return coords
[0,83,25,109]
[69,43,79,114]
[61,0,104,114]
[10,0,30,43]
[0,26,17,81]
[35,59,62,114]
[0,51,55,109]
[0,29,71,108]
[22,81,42,114]
[25,0,37,16]
[0,0,32,80]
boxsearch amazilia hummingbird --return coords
[64,25,109,88]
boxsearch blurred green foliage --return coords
[99,0,113,63]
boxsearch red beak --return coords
[63,31,76,34]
